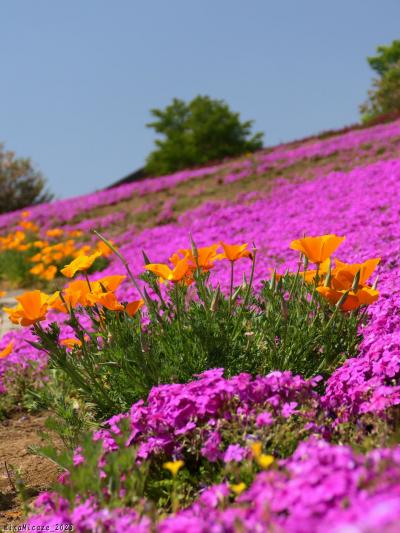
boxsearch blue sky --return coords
[1,1,399,198]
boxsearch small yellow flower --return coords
[230,482,246,495]
[163,460,185,477]
[250,441,263,458]
[257,454,274,469]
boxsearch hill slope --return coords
[1,118,400,529]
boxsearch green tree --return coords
[145,96,264,175]
[360,39,400,123]
[0,143,53,214]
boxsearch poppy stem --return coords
[228,261,234,314]
[174,283,183,338]
[92,229,147,304]
[84,272,92,292]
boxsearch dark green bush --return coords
[145,96,264,175]
[0,143,52,214]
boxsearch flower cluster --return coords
[27,439,400,532]
[94,368,320,461]
[0,210,111,282]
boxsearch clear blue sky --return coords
[1,1,399,198]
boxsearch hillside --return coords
[1,118,400,530]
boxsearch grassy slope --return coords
[68,130,400,239]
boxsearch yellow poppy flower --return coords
[290,235,345,264]
[61,251,101,278]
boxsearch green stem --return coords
[174,282,183,338]
[228,261,234,314]
[92,229,147,304]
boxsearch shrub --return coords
[0,143,52,214]
[10,234,377,420]
[145,96,264,175]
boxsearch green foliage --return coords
[145,96,264,175]
[367,40,400,76]
[30,402,400,520]
[34,426,149,509]
[360,39,400,123]
[33,415,299,515]
[0,143,52,214]
[30,255,362,420]
[26,369,97,449]
[0,249,35,287]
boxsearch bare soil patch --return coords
[0,411,59,527]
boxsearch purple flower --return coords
[223,444,248,463]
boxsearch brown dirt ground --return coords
[0,411,59,527]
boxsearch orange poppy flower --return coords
[4,290,49,326]
[0,291,6,298]
[331,258,380,291]
[87,291,124,311]
[317,285,379,311]
[300,259,331,285]
[49,280,91,312]
[220,242,253,262]
[0,341,13,359]
[33,240,48,249]
[19,220,40,232]
[170,245,222,271]
[40,265,58,281]
[290,235,345,264]
[125,299,144,316]
[30,263,45,276]
[46,228,64,238]
[96,240,115,257]
[61,251,101,278]
[60,338,83,350]
[92,275,126,293]
[145,258,190,283]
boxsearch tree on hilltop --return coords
[145,95,264,176]
[360,39,400,123]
